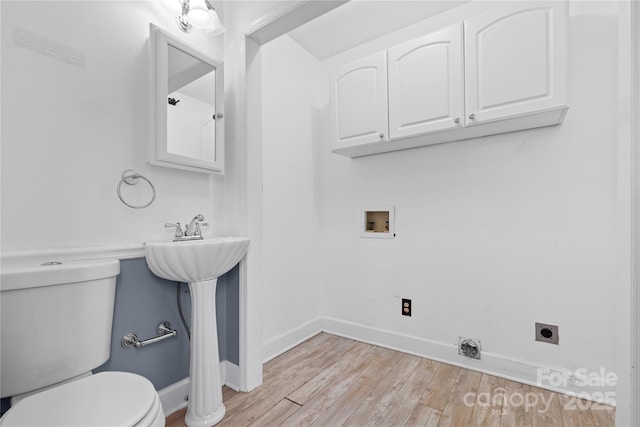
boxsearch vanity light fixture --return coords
[170,0,225,35]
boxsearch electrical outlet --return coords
[535,322,559,344]
[402,298,411,316]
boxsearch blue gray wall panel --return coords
[94,258,239,390]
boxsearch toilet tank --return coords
[0,258,120,398]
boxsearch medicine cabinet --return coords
[149,24,225,173]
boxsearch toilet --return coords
[0,258,164,427]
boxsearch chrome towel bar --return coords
[121,321,177,349]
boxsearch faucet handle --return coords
[194,222,209,237]
[165,222,184,238]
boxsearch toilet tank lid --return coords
[0,258,120,291]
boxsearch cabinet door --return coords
[388,24,464,139]
[330,52,388,149]
[464,2,567,125]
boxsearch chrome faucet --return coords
[165,214,208,241]
[185,214,205,237]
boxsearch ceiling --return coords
[287,0,469,60]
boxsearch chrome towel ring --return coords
[117,170,156,209]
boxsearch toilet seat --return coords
[0,372,164,427]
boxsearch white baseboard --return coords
[222,360,241,391]
[260,316,615,406]
[158,377,189,417]
[158,361,243,417]
[262,317,323,363]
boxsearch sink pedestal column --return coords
[184,279,225,427]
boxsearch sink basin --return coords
[145,237,250,283]
[144,236,249,427]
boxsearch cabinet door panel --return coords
[465,2,567,124]
[330,52,388,148]
[388,24,464,139]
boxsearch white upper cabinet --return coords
[330,52,389,149]
[464,2,567,125]
[329,1,569,157]
[388,24,464,139]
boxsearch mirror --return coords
[149,24,224,173]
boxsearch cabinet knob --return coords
[454,117,460,124]
[379,133,384,139]
[468,114,475,120]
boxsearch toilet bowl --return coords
[0,258,165,427]
[0,372,164,427]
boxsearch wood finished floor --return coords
[166,333,615,427]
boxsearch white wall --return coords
[258,0,628,403]
[1,1,225,254]
[260,36,323,354]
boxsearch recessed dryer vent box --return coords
[361,206,395,239]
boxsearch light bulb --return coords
[188,0,210,29]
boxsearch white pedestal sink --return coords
[145,237,250,427]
